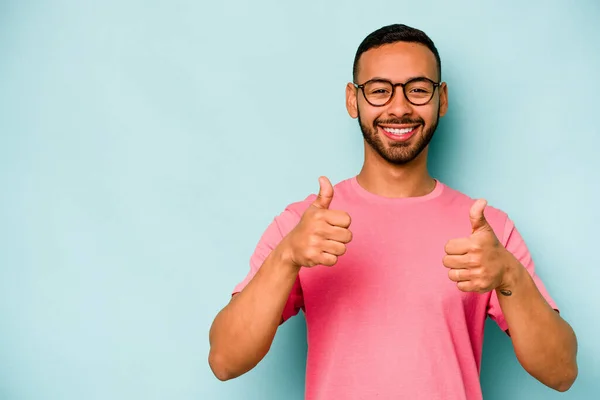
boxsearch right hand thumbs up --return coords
[312,176,334,209]
[281,176,353,269]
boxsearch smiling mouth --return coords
[380,126,417,135]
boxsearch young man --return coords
[208,24,578,399]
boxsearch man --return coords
[208,24,578,399]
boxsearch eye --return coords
[371,88,390,94]
[364,81,393,96]
[405,80,434,98]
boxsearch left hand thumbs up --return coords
[443,199,511,293]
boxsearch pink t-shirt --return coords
[233,177,557,400]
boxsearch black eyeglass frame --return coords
[353,77,442,107]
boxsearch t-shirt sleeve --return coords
[232,209,305,323]
[487,217,559,332]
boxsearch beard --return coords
[358,108,440,166]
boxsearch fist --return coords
[283,176,352,268]
[443,199,512,294]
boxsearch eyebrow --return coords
[368,75,433,82]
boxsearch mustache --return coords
[374,117,425,127]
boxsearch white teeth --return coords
[382,126,416,135]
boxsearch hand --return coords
[443,199,513,294]
[281,176,352,268]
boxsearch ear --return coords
[438,82,448,117]
[346,82,359,119]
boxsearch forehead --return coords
[356,41,438,83]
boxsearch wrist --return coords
[498,251,526,293]
[274,239,302,274]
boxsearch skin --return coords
[209,40,578,392]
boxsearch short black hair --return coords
[352,24,441,82]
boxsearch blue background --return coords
[1,1,598,399]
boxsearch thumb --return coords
[469,199,490,232]
[312,176,334,209]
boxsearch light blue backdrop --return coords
[1,1,598,399]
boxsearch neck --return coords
[356,144,436,198]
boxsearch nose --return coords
[386,86,413,118]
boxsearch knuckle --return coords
[474,280,487,292]
[314,209,325,220]
[468,255,480,267]
[313,225,326,238]
[305,248,319,261]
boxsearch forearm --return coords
[208,243,300,380]
[498,256,578,391]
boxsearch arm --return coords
[208,176,351,381]
[208,244,300,381]
[443,199,578,392]
[495,254,578,392]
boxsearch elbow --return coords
[554,383,573,393]
[208,350,237,381]
[553,379,575,393]
[548,364,578,392]
[520,354,578,392]
[554,369,578,392]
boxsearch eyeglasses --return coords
[353,77,441,107]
